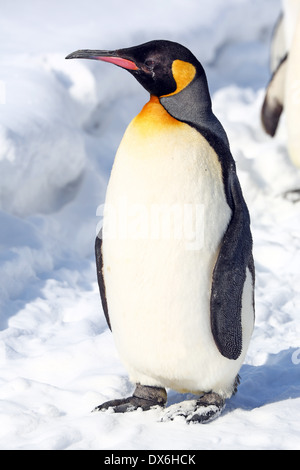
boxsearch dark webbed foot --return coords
[92,384,167,413]
[188,392,225,423]
[161,391,225,424]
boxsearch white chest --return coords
[103,112,231,249]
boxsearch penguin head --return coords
[66,40,203,98]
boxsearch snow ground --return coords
[0,0,299,450]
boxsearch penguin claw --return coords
[187,404,223,424]
[161,402,224,424]
[92,397,137,413]
[92,384,168,414]
[161,393,225,424]
[92,396,163,413]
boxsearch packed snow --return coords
[0,0,299,450]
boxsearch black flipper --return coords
[160,91,254,361]
[210,171,254,360]
[261,54,287,137]
[95,229,111,330]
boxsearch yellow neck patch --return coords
[132,95,182,138]
[161,60,196,97]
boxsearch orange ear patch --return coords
[162,60,196,97]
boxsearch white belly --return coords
[102,110,252,397]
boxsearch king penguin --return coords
[261,1,300,170]
[66,40,255,423]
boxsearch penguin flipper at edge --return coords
[261,54,288,137]
[270,12,287,74]
[210,169,254,361]
[95,229,111,330]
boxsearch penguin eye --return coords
[144,59,155,69]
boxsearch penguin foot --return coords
[92,384,167,413]
[161,392,225,424]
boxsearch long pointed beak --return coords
[65,49,139,71]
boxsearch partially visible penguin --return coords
[66,40,255,423]
[262,0,300,170]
